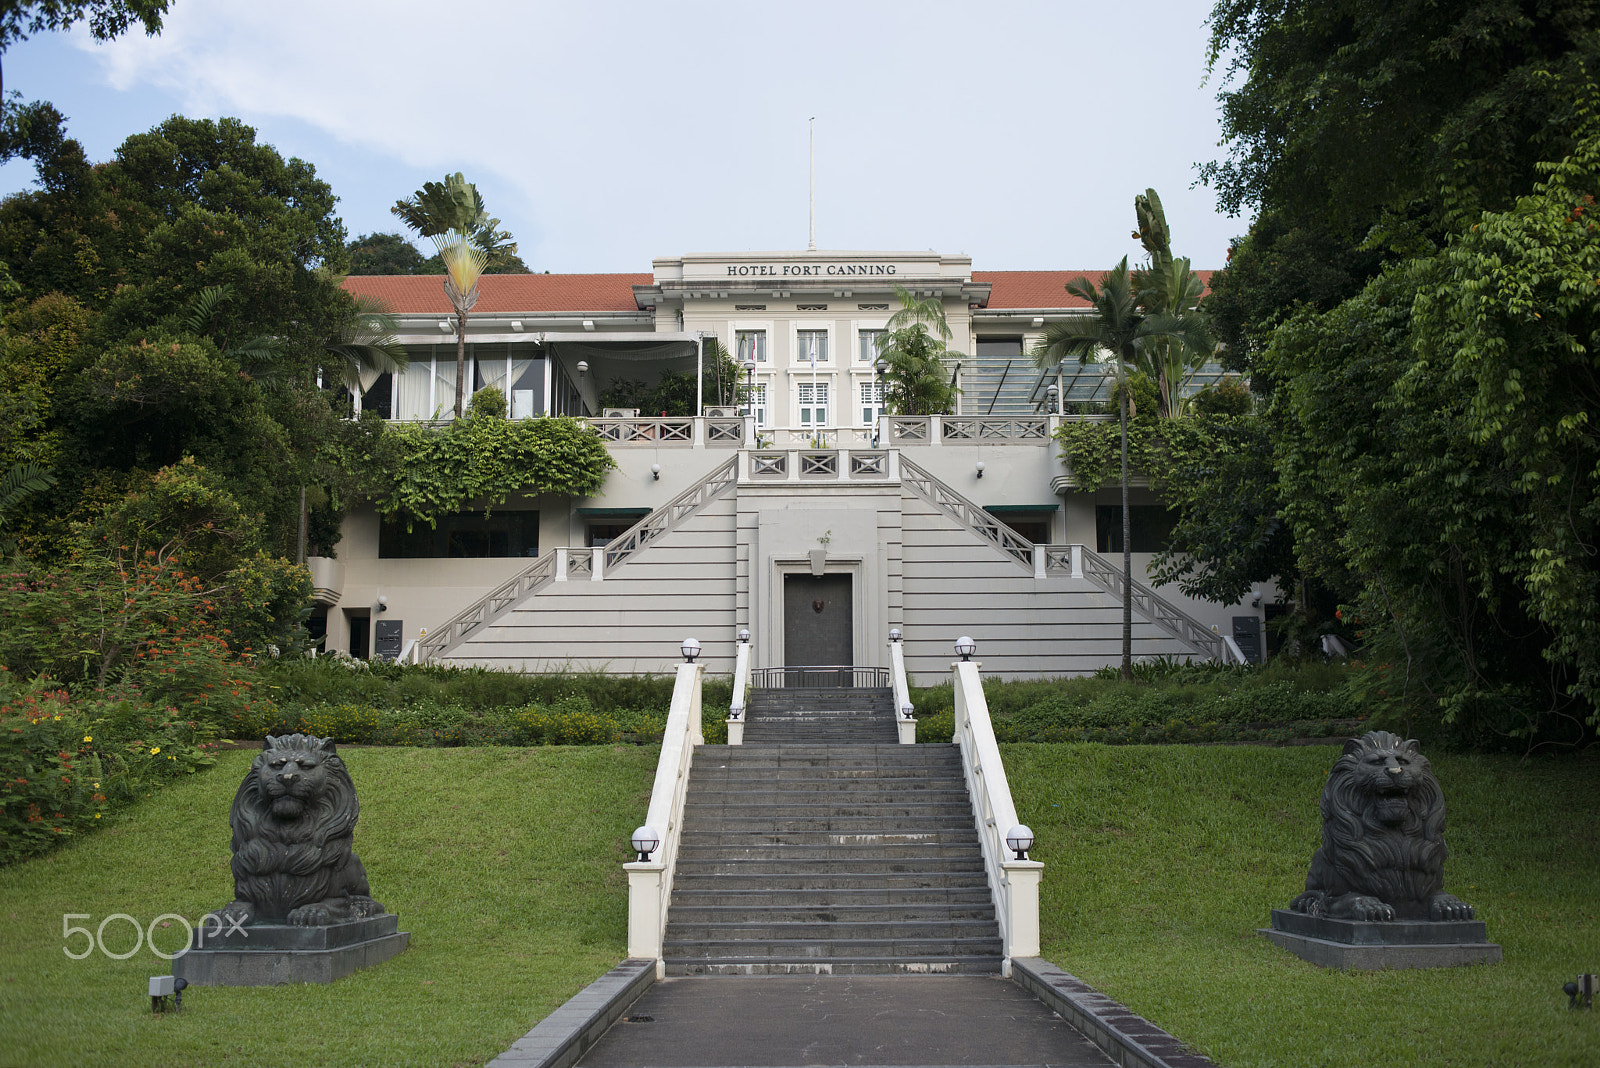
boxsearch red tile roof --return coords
[976,270,1215,309]
[342,274,650,314]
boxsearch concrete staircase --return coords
[743,687,898,744]
[661,688,1001,976]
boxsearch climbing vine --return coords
[321,414,615,531]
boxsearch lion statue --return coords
[215,735,385,927]
[1290,731,1473,922]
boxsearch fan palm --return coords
[392,173,516,417]
[1031,258,1210,680]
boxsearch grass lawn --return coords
[2,741,1597,1068]
[1008,744,1600,1068]
[0,745,657,1068]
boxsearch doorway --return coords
[783,573,853,667]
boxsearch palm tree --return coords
[391,173,516,418]
[1031,258,1210,680]
[875,284,962,415]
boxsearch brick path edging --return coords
[1010,957,1220,1068]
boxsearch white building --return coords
[322,249,1263,681]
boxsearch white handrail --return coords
[624,661,703,976]
[727,640,751,745]
[952,658,1042,974]
[889,638,916,744]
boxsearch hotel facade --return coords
[326,249,1264,682]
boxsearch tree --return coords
[1131,188,1213,417]
[875,284,961,415]
[1032,258,1211,681]
[392,173,517,418]
[345,232,429,275]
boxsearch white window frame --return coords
[731,321,773,365]
[854,321,889,365]
[790,322,835,369]
[747,380,770,427]
[796,380,830,427]
[856,376,886,427]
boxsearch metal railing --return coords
[749,665,891,689]
[899,456,1035,567]
[1044,542,1226,662]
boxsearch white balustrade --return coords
[727,638,751,745]
[889,635,916,745]
[952,657,1042,972]
[625,660,704,975]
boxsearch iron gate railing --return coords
[749,666,891,689]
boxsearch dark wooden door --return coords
[784,574,853,667]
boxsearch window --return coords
[986,507,1057,544]
[798,382,829,426]
[737,329,767,363]
[380,510,540,559]
[796,329,828,365]
[359,373,393,419]
[745,382,768,426]
[858,329,886,363]
[1095,505,1178,553]
[859,380,885,425]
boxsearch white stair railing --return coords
[889,633,916,744]
[952,655,1042,974]
[726,636,752,745]
[418,456,738,662]
[625,659,704,977]
[1050,543,1226,662]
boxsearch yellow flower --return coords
[93,782,100,789]
[94,814,101,819]
[83,735,93,743]
[150,747,161,755]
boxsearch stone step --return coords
[672,856,985,869]
[676,834,980,854]
[683,782,969,798]
[671,871,988,891]
[663,921,1001,946]
[668,886,994,907]
[663,956,1004,976]
[661,935,1004,959]
[680,812,976,830]
[666,904,997,924]
[682,803,973,820]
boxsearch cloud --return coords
[72,0,1248,271]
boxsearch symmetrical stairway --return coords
[743,687,898,744]
[661,686,1002,975]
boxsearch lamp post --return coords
[1006,824,1035,861]
[631,825,660,863]
[681,637,701,663]
[955,635,976,661]
[873,357,889,446]
[1045,383,1059,416]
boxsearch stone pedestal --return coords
[1260,909,1501,970]
[174,914,409,986]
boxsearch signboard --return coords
[374,619,403,661]
[1232,616,1262,665]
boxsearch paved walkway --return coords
[576,975,1113,1067]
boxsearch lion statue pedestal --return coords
[1260,731,1501,970]
[175,735,409,986]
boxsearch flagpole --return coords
[808,117,816,252]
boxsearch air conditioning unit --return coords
[602,408,640,419]
[703,406,740,418]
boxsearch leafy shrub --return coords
[0,674,218,864]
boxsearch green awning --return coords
[577,507,652,518]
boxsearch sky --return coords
[0,0,1252,273]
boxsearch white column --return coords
[624,861,666,967]
[1033,545,1046,580]
[555,548,568,582]
[1002,860,1044,960]
[591,547,605,581]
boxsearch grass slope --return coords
[1008,744,1600,1068]
[0,746,656,1068]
